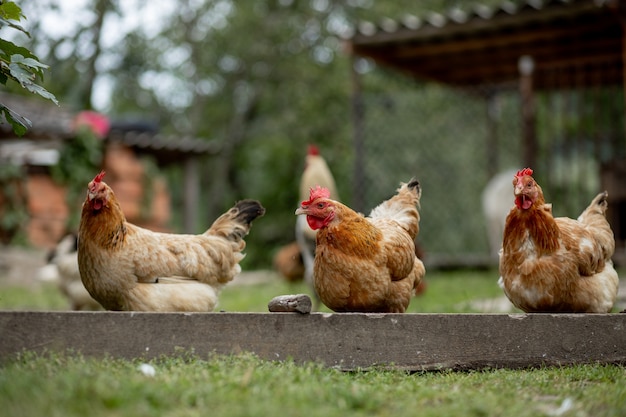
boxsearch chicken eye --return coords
[317,203,324,209]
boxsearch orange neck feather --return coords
[504,205,560,255]
[317,208,381,256]
[79,194,127,249]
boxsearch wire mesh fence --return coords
[350,67,625,267]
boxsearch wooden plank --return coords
[1,312,625,371]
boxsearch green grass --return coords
[0,282,69,310]
[1,352,625,417]
[217,268,510,313]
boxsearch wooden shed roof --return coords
[346,0,624,89]
[0,94,218,165]
[107,130,219,165]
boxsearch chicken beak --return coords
[295,207,306,216]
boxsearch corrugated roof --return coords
[107,130,220,165]
[0,94,219,165]
[346,0,623,88]
[349,0,605,41]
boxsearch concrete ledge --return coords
[1,311,625,371]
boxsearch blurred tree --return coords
[18,0,118,111]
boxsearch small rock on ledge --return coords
[268,294,312,314]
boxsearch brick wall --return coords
[25,173,69,248]
[12,143,172,249]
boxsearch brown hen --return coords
[295,179,425,313]
[499,168,619,313]
[78,171,265,312]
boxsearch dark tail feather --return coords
[206,199,265,241]
[233,199,266,227]
[407,178,420,195]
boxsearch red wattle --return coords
[306,216,325,230]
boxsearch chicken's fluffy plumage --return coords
[498,168,619,313]
[78,171,265,312]
[295,179,425,313]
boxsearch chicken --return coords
[294,179,425,313]
[295,145,340,291]
[498,168,619,313]
[482,169,518,259]
[77,171,265,312]
[43,233,102,310]
[273,241,305,282]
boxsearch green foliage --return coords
[0,1,57,135]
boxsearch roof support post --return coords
[183,156,199,233]
[350,54,366,212]
[618,2,626,144]
[485,90,500,178]
[518,55,537,170]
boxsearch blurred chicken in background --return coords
[296,145,340,293]
[37,232,102,310]
[273,145,339,307]
[482,169,517,259]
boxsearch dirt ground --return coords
[0,246,50,287]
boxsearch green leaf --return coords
[8,61,34,85]
[0,17,28,36]
[11,54,49,70]
[0,103,31,136]
[0,2,24,22]
[22,82,58,105]
[0,40,38,61]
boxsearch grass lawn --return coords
[1,352,625,417]
[1,263,625,416]
[216,268,515,314]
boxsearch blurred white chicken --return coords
[295,145,340,303]
[482,169,517,259]
[38,233,102,310]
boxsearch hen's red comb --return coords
[515,168,533,178]
[307,144,319,156]
[93,170,106,183]
[302,185,330,206]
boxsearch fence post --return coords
[183,156,199,233]
[519,55,537,170]
[350,55,365,213]
[485,90,500,179]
